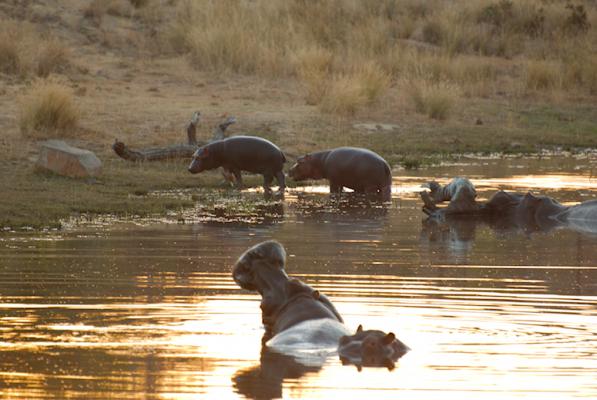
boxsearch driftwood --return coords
[112,113,237,162]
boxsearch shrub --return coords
[295,46,334,105]
[0,21,69,78]
[353,62,391,103]
[524,60,562,91]
[319,74,368,115]
[36,39,70,77]
[564,3,590,35]
[129,0,149,8]
[409,80,461,120]
[19,77,79,138]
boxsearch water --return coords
[1,157,596,399]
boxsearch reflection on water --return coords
[1,157,597,399]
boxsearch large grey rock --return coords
[36,140,102,178]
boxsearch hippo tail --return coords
[281,151,287,163]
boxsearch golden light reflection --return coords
[1,270,595,399]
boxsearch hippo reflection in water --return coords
[232,240,409,370]
[420,177,597,235]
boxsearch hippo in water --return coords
[421,177,479,215]
[289,147,392,201]
[233,240,409,369]
[188,136,286,196]
[420,178,597,235]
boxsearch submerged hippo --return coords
[188,136,286,195]
[289,147,392,201]
[421,178,597,235]
[233,240,408,369]
[421,177,478,215]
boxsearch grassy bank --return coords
[0,0,596,229]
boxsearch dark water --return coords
[1,157,597,399]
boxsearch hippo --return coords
[233,240,409,369]
[289,147,392,201]
[188,136,286,196]
[420,178,597,235]
[421,177,479,215]
[338,325,408,371]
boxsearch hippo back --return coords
[221,136,286,173]
[272,292,342,335]
[266,318,350,355]
[324,147,391,190]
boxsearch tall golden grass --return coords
[163,0,596,115]
[0,20,70,78]
[19,77,79,138]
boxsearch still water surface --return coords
[1,157,596,399]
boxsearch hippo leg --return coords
[275,171,286,195]
[263,174,273,195]
[330,182,343,194]
[381,185,392,202]
[233,170,243,189]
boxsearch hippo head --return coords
[338,325,409,371]
[518,192,565,222]
[288,154,323,181]
[425,181,442,201]
[188,145,219,174]
[233,240,288,293]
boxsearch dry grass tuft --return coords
[319,75,368,115]
[408,80,461,120]
[0,20,69,78]
[36,39,70,77]
[524,60,562,91]
[19,77,79,138]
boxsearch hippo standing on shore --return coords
[289,147,392,201]
[233,240,408,369]
[188,136,286,196]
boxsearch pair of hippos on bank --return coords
[187,135,392,200]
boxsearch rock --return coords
[36,140,102,178]
[353,122,400,132]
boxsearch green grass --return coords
[0,159,224,229]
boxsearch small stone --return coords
[36,140,102,178]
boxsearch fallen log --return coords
[112,141,200,161]
[112,113,236,162]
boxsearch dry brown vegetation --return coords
[165,0,597,115]
[0,20,70,78]
[18,76,79,138]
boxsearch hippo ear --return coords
[304,154,312,161]
[312,290,320,299]
[356,364,362,372]
[356,324,363,333]
[382,332,396,345]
